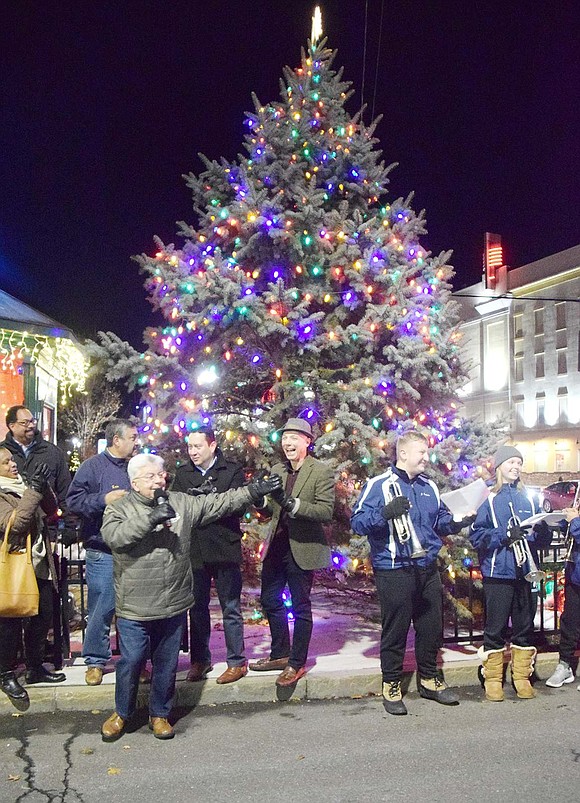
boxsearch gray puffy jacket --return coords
[101,487,252,621]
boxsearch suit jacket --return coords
[261,455,335,571]
[170,450,245,568]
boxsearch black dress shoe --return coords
[25,666,66,684]
[1,671,30,701]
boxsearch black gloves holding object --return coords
[450,513,477,533]
[269,484,297,514]
[506,524,524,547]
[382,495,411,521]
[247,474,284,504]
[150,490,176,528]
[28,463,51,495]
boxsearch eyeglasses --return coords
[14,418,37,426]
[133,471,167,482]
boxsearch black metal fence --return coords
[50,538,568,667]
[442,538,567,645]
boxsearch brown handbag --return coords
[0,509,40,618]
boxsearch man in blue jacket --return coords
[66,419,139,685]
[351,430,473,715]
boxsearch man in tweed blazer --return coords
[249,418,335,687]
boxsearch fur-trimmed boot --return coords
[478,646,505,702]
[510,645,537,699]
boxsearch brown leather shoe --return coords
[275,666,306,687]
[101,713,125,742]
[216,665,248,684]
[149,717,174,739]
[186,662,213,682]
[248,657,289,672]
[85,667,103,686]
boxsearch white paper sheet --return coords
[440,478,490,518]
[519,511,564,528]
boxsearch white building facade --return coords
[455,244,580,482]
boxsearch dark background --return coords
[1,1,577,347]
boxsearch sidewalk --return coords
[0,586,561,715]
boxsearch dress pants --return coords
[189,562,245,667]
[374,564,443,682]
[260,541,314,670]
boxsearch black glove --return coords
[533,519,552,539]
[269,483,286,504]
[247,473,283,504]
[506,525,524,547]
[382,496,410,521]
[277,492,298,514]
[452,513,477,532]
[60,527,79,547]
[149,501,176,528]
[29,463,51,494]
[187,479,218,496]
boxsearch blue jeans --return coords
[115,614,185,719]
[82,550,115,667]
[190,563,245,667]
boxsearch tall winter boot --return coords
[478,646,505,702]
[510,645,537,699]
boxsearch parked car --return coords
[541,480,579,512]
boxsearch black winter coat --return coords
[0,431,71,509]
[170,450,245,568]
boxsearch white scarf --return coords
[0,473,28,497]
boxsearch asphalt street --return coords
[2,685,579,803]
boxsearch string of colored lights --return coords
[0,327,86,402]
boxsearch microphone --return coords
[153,488,169,506]
[152,488,172,528]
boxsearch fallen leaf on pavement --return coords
[107,767,121,775]
[80,747,94,755]
[8,775,21,781]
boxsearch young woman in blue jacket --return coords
[470,445,552,701]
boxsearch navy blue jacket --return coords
[565,518,580,585]
[350,466,458,570]
[65,450,131,553]
[469,483,550,579]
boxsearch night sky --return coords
[1,1,578,348]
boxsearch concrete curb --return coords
[0,652,562,715]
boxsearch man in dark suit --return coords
[249,418,335,687]
[171,427,248,684]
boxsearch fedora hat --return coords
[278,417,314,440]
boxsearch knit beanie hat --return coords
[493,444,523,469]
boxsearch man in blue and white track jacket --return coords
[351,430,474,715]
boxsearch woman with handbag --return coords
[0,447,65,708]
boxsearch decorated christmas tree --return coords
[91,35,502,606]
